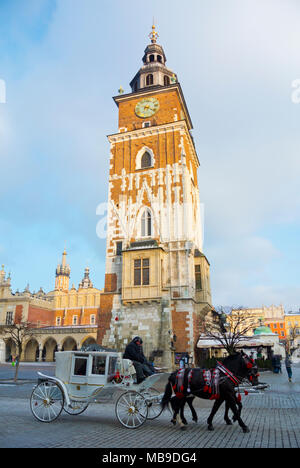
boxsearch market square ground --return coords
[0,362,299,448]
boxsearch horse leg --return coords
[180,400,188,425]
[170,397,178,425]
[170,397,186,429]
[227,393,249,433]
[180,396,197,425]
[224,394,242,424]
[232,395,242,422]
[224,400,233,425]
[207,397,225,431]
[187,396,198,423]
[177,399,187,430]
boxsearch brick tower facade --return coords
[98,26,212,369]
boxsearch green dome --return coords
[254,326,273,335]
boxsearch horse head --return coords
[222,352,259,385]
[240,351,260,386]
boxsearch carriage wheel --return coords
[30,381,64,423]
[63,400,89,415]
[141,387,164,420]
[115,391,148,429]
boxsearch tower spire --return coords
[55,248,71,291]
[62,248,67,267]
[130,25,177,92]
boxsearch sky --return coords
[0,0,300,310]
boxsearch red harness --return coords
[216,361,241,385]
[173,355,254,400]
[172,368,185,399]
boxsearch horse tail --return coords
[161,379,173,410]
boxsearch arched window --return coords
[141,209,152,237]
[149,54,155,62]
[136,146,155,170]
[141,151,152,168]
[157,55,162,63]
[164,75,170,86]
[146,74,153,86]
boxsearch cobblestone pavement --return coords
[0,363,299,448]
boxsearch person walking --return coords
[123,336,154,384]
[278,355,282,373]
[285,355,293,382]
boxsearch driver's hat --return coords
[133,336,143,344]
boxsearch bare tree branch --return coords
[202,306,259,355]
[0,316,39,382]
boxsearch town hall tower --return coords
[98,26,212,368]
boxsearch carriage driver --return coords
[123,336,155,384]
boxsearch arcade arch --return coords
[5,338,16,362]
[24,338,39,362]
[61,336,77,351]
[42,337,58,362]
[81,336,97,349]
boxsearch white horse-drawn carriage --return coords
[30,350,164,429]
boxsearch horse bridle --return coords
[241,353,259,383]
[217,353,258,385]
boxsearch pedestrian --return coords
[278,355,282,373]
[285,355,293,382]
[123,336,154,384]
[273,355,281,374]
[271,353,276,373]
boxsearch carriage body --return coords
[54,350,136,401]
[30,350,164,428]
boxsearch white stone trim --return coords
[107,121,199,168]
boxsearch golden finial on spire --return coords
[149,21,159,44]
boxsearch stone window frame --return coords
[5,310,14,325]
[72,315,78,326]
[140,207,153,238]
[195,264,202,291]
[90,314,96,325]
[116,241,123,256]
[133,258,150,286]
[135,146,155,170]
[146,74,154,86]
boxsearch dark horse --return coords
[161,352,259,433]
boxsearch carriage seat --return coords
[121,359,136,377]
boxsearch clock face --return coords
[135,98,160,118]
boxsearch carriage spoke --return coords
[115,391,148,429]
[34,387,47,400]
[30,381,64,423]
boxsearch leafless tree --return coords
[287,324,299,355]
[203,306,259,355]
[0,317,37,382]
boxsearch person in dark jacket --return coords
[285,355,293,382]
[123,336,154,384]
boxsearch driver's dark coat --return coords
[123,341,145,364]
